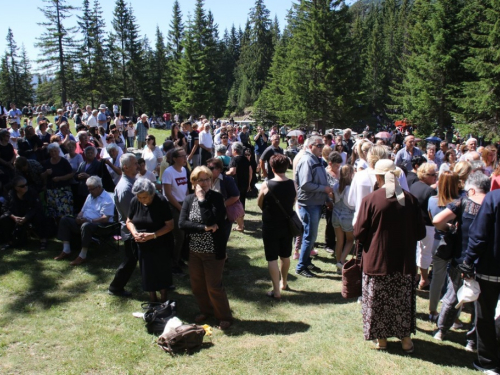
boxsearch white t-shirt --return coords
[142,146,163,173]
[137,170,156,183]
[9,128,20,149]
[199,130,213,149]
[162,166,188,203]
[87,115,98,128]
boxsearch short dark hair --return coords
[327,151,343,164]
[137,158,145,165]
[269,154,289,173]
[172,147,186,159]
[323,133,333,141]
[410,155,427,170]
[206,157,223,170]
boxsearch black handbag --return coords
[142,300,177,335]
[267,189,304,237]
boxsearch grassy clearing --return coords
[0,126,479,374]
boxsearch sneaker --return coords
[310,249,318,256]
[324,247,334,254]
[295,269,316,278]
[307,264,322,272]
[465,340,477,353]
[293,252,300,260]
[473,361,500,375]
[433,329,445,341]
[452,322,464,330]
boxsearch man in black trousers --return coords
[108,153,139,296]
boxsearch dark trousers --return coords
[188,251,232,321]
[169,202,184,265]
[0,214,45,244]
[324,209,336,250]
[475,278,500,371]
[109,238,137,292]
[57,216,99,248]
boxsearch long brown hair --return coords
[338,164,354,194]
[437,171,459,206]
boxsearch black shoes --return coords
[108,289,132,297]
[296,269,316,278]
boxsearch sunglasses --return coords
[16,184,27,188]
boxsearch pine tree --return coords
[125,4,144,106]
[5,28,19,104]
[152,27,169,113]
[17,46,34,105]
[35,0,78,105]
[111,0,130,95]
[0,54,13,105]
[167,0,184,63]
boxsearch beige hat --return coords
[373,160,405,206]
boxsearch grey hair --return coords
[464,171,490,194]
[132,178,156,196]
[84,146,97,155]
[470,160,485,171]
[47,142,60,152]
[86,175,102,188]
[120,153,137,171]
[77,131,88,141]
[231,141,244,155]
[307,135,322,148]
[215,144,227,154]
[426,144,436,151]
[304,137,315,147]
[106,143,119,153]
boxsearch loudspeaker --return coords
[121,98,134,117]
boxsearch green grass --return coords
[0,125,479,374]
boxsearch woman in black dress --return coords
[257,154,296,299]
[126,179,174,303]
[227,142,252,232]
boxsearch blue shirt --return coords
[8,109,22,124]
[395,146,423,171]
[81,190,115,222]
[56,131,76,142]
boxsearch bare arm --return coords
[257,181,268,210]
[432,208,456,232]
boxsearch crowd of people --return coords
[2,101,500,373]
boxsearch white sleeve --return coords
[162,168,172,185]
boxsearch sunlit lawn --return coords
[0,125,480,374]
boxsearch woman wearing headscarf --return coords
[354,159,426,352]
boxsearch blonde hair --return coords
[322,145,332,159]
[437,171,459,206]
[367,145,388,168]
[190,166,212,185]
[356,139,372,161]
[482,145,497,168]
[454,161,472,189]
[417,162,437,180]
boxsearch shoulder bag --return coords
[267,188,303,237]
[157,324,206,354]
[341,241,363,299]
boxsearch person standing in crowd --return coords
[168,123,186,149]
[199,122,213,166]
[179,166,232,330]
[438,149,457,177]
[432,172,490,353]
[258,154,295,299]
[427,171,460,322]
[127,178,174,303]
[323,151,342,257]
[141,135,162,176]
[457,176,500,373]
[97,104,108,132]
[254,127,268,178]
[481,145,497,177]
[424,144,440,169]
[8,103,22,125]
[259,134,284,181]
[162,148,189,275]
[341,129,354,158]
[239,125,251,147]
[409,163,437,290]
[395,135,423,171]
[459,138,478,161]
[108,154,139,297]
[436,141,449,165]
[135,114,150,149]
[185,121,200,168]
[354,159,425,352]
[295,136,332,278]
[227,142,252,232]
[331,164,355,274]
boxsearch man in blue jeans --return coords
[295,135,333,277]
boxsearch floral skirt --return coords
[362,272,418,340]
[46,187,73,219]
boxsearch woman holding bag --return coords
[258,154,296,299]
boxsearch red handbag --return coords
[341,242,362,299]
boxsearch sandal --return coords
[374,339,387,350]
[232,227,244,232]
[401,338,414,353]
[218,320,232,330]
[266,291,281,300]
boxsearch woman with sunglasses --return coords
[0,176,47,250]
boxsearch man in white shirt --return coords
[162,148,189,274]
[87,110,98,129]
[8,120,21,149]
[8,103,22,125]
[54,176,115,266]
[82,105,92,124]
[199,122,213,165]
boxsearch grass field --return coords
[0,125,480,374]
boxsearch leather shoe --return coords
[54,251,71,260]
[108,289,132,297]
[70,256,86,266]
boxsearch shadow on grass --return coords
[386,338,476,370]
[223,319,310,337]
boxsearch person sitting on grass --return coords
[54,176,115,266]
